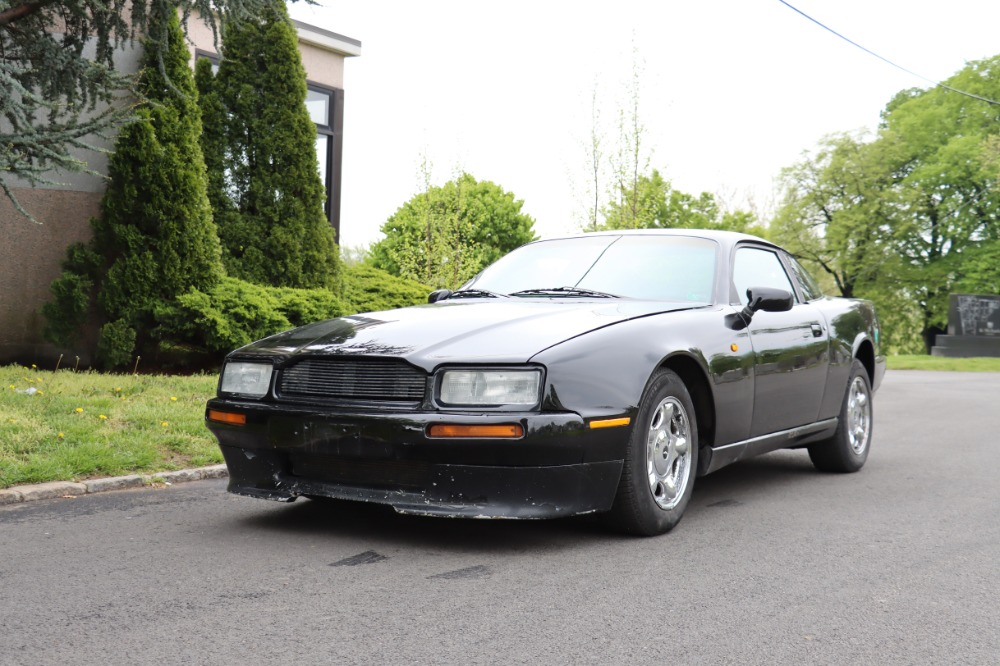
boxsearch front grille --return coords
[278,357,426,402]
[289,452,430,490]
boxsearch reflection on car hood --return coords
[236,299,703,369]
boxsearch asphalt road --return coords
[1,370,998,665]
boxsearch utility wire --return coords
[778,0,1000,107]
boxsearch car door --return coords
[732,244,830,437]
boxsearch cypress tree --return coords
[210,2,340,290]
[44,10,224,367]
[195,58,241,254]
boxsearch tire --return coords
[808,359,873,473]
[608,369,698,536]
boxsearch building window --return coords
[194,50,220,72]
[307,85,335,222]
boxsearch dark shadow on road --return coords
[691,448,821,506]
[235,496,616,553]
[229,448,829,551]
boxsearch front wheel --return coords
[808,359,873,473]
[608,369,698,536]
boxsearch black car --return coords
[206,230,885,535]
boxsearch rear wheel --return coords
[609,369,698,536]
[808,359,872,473]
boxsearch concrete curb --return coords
[0,464,229,506]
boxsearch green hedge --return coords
[342,264,431,314]
[155,277,344,354]
[153,266,430,359]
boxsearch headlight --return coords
[220,362,273,398]
[438,369,541,407]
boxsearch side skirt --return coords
[701,418,838,475]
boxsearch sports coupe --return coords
[206,230,885,535]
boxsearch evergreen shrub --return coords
[42,244,103,347]
[155,277,345,354]
[343,265,431,314]
[97,319,137,368]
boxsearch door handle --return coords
[810,323,824,338]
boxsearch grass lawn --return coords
[887,355,1000,372]
[1,365,220,489]
[4,354,999,490]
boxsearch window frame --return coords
[730,243,800,306]
[781,252,825,302]
[305,80,344,240]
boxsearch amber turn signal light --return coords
[208,410,247,426]
[427,424,524,438]
[589,417,631,429]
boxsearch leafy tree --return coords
[370,172,537,289]
[595,169,767,236]
[772,132,902,299]
[772,56,1000,353]
[958,238,1000,295]
[880,58,1000,351]
[772,132,925,353]
[0,0,284,219]
[600,169,669,229]
[203,2,339,290]
[43,11,224,366]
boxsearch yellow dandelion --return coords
[58,432,65,439]
[99,414,108,420]
[31,364,37,369]
[161,421,169,427]
[37,391,44,396]
[8,384,14,389]
[74,407,84,413]
[115,387,122,392]
[170,396,178,402]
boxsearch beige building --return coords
[0,17,360,365]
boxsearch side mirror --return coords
[428,289,452,303]
[741,286,793,321]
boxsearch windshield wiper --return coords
[510,286,619,298]
[447,288,510,299]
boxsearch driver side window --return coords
[733,247,796,306]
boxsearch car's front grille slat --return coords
[278,358,426,402]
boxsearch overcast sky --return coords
[288,0,1000,249]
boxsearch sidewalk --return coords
[0,464,228,505]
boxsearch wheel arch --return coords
[661,353,716,451]
[854,337,876,386]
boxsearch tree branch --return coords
[0,0,59,26]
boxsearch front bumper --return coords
[207,399,627,519]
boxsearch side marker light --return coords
[428,424,524,438]
[208,410,247,426]
[589,417,631,429]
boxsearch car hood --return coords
[235,299,702,370]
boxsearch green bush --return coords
[155,277,345,354]
[42,243,103,347]
[370,172,535,289]
[343,265,431,314]
[97,319,137,368]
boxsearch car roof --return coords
[535,228,777,253]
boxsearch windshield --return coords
[465,235,718,302]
